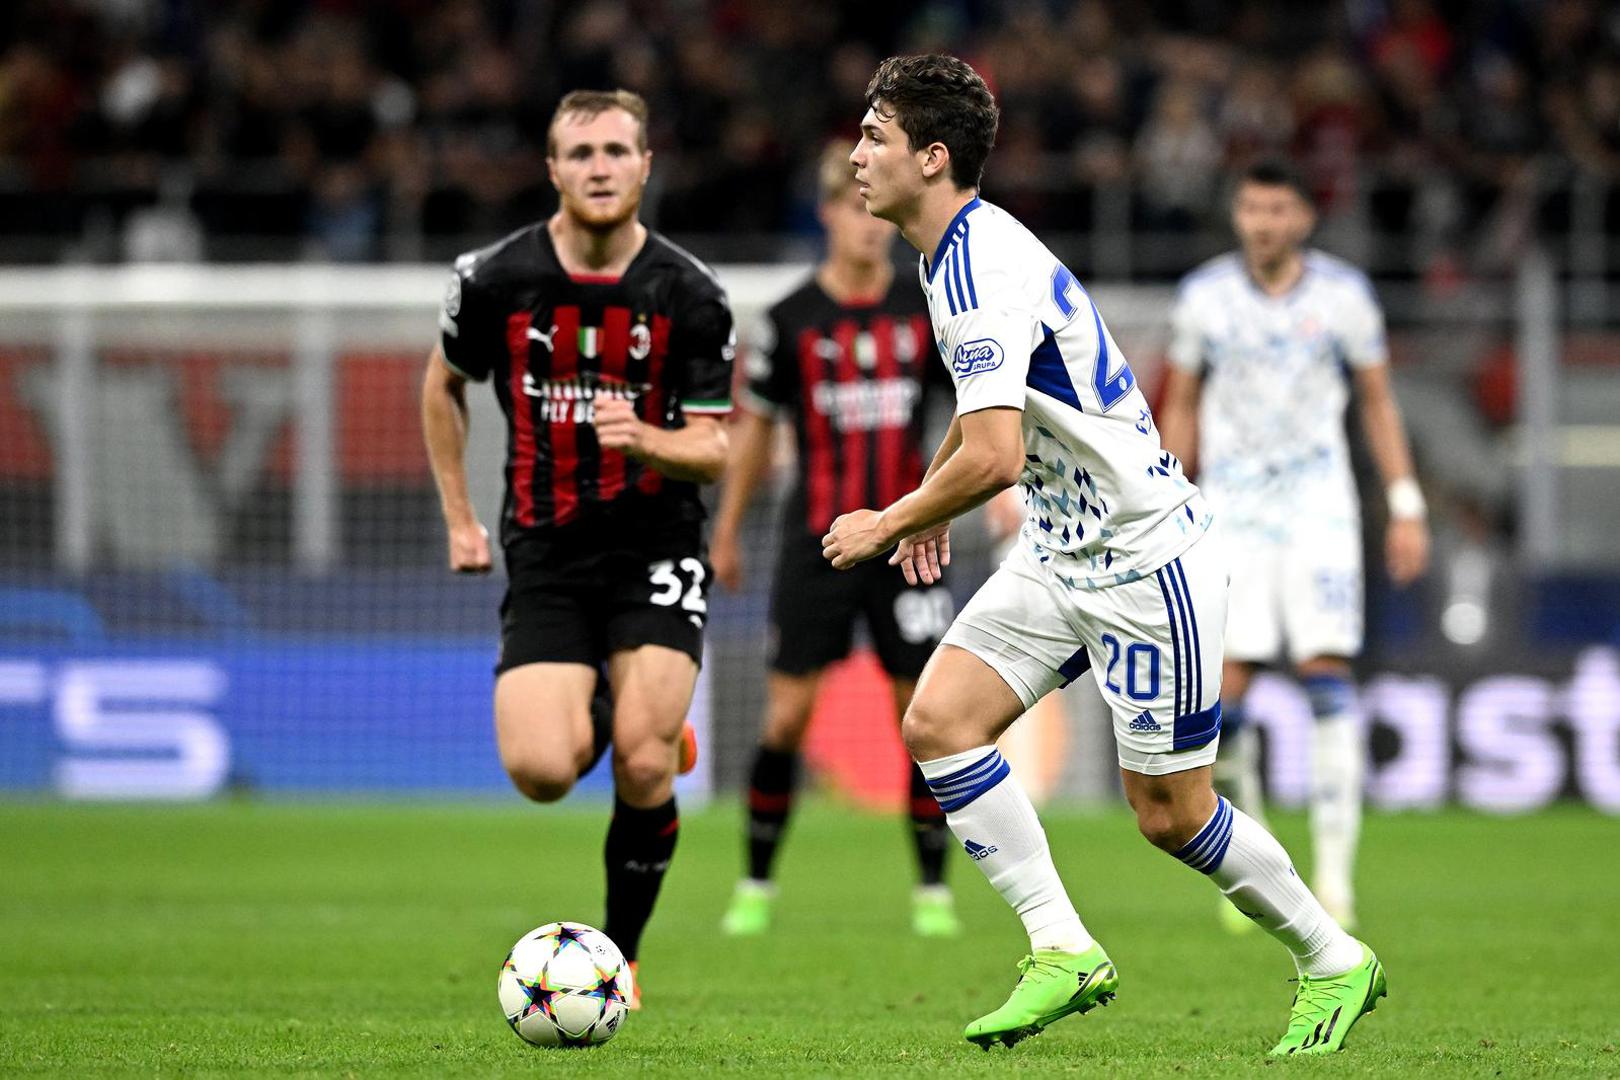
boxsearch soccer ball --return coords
[498,922,633,1047]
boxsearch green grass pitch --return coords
[2,800,1616,1077]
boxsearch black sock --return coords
[907,762,949,886]
[583,677,613,775]
[602,795,678,962]
[746,746,800,881]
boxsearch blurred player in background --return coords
[421,89,735,1005]
[1157,160,1430,930]
[824,55,1383,1055]
[711,142,959,938]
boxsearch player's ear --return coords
[640,148,653,184]
[919,141,951,182]
[1291,200,1316,244]
[546,154,560,193]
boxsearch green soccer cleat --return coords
[964,943,1119,1049]
[719,880,774,936]
[1269,943,1387,1056]
[911,885,963,938]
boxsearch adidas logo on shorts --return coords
[1129,711,1161,732]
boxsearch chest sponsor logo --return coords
[521,374,650,423]
[810,378,922,431]
[953,338,1004,377]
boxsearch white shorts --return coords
[942,532,1228,776]
[1222,521,1363,665]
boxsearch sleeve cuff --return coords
[681,398,734,416]
[956,395,1026,416]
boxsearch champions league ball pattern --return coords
[498,922,633,1048]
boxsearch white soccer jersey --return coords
[1167,250,1388,536]
[923,198,1209,590]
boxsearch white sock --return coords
[919,746,1093,953]
[1175,796,1362,977]
[1305,678,1364,918]
[1213,720,1269,830]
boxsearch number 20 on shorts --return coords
[1100,632,1160,702]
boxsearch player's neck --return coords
[1244,250,1306,297]
[903,188,978,269]
[548,213,648,278]
[818,258,892,305]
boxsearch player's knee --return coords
[1134,803,1186,851]
[762,698,813,750]
[611,740,674,797]
[505,758,576,803]
[1126,781,1204,851]
[899,698,950,762]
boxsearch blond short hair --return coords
[816,140,859,204]
[547,89,649,157]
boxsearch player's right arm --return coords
[888,413,962,584]
[421,345,491,574]
[884,274,1044,584]
[922,413,963,481]
[1156,366,1202,478]
[423,258,498,575]
[1157,285,1206,477]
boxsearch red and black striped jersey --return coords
[439,222,734,544]
[741,275,944,538]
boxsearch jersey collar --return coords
[925,196,982,283]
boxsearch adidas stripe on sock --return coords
[1174,795,1361,977]
[919,746,1092,953]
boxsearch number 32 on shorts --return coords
[648,558,708,617]
[1100,632,1160,701]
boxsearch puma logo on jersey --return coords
[526,324,558,348]
[952,338,1004,376]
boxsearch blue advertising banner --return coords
[0,641,713,801]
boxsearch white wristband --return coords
[1386,477,1427,520]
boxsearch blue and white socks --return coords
[1304,674,1363,923]
[1176,796,1362,977]
[919,746,1093,953]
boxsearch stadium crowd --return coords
[0,0,1617,273]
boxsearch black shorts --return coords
[496,524,709,674]
[769,531,954,679]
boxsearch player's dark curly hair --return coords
[865,55,999,191]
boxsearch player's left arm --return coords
[594,404,729,483]
[1354,363,1429,585]
[1343,282,1429,586]
[595,288,735,484]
